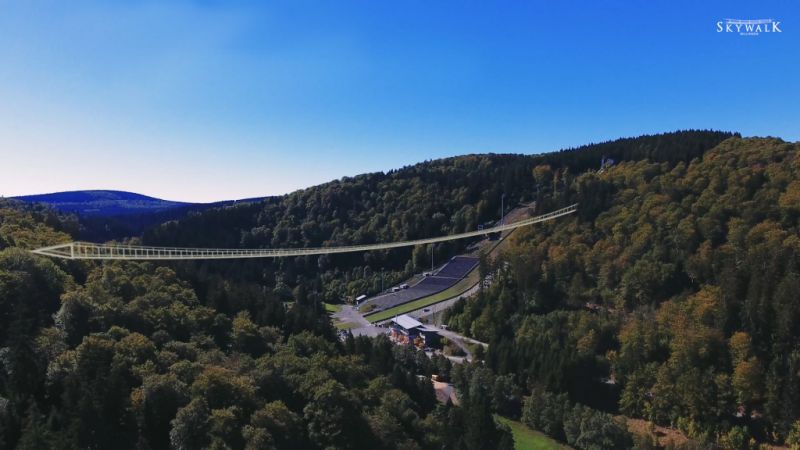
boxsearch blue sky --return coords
[1,1,798,202]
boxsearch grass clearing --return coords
[365,268,480,323]
[495,416,571,450]
[324,303,342,313]
[358,303,377,314]
[334,321,358,330]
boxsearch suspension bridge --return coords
[30,204,577,260]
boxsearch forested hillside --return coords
[6,130,783,450]
[446,137,800,448]
[0,199,520,449]
[144,130,734,309]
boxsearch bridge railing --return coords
[31,204,578,260]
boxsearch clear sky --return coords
[1,1,798,202]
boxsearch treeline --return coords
[535,130,739,174]
[142,130,734,307]
[0,199,79,248]
[0,130,742,449]
[0,203,516,449]
[447,363,634,450]
[521,389,633,449]
[446,137,800,448]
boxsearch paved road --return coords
[407,282,481,324]
[333,305,371,328]
[332,306,389,338]
[426,351,467,365]
[423,323,488,363]
[337,307,487,363]
[434,326,488,349]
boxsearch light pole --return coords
[501,193,506,225]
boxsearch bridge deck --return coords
[30,204,577,260]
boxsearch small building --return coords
[389,314,441,349]
[432,379,460,405]
[355,294,367,305]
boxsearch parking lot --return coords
[362,256,478,314]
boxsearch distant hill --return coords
[13,190,193,216]
[12,190,267,241]
[11,130,800,449]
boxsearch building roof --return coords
[432,381,460,405]
[391,314,423,330]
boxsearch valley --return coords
[3,2,797,448]
[4,132,800,450]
